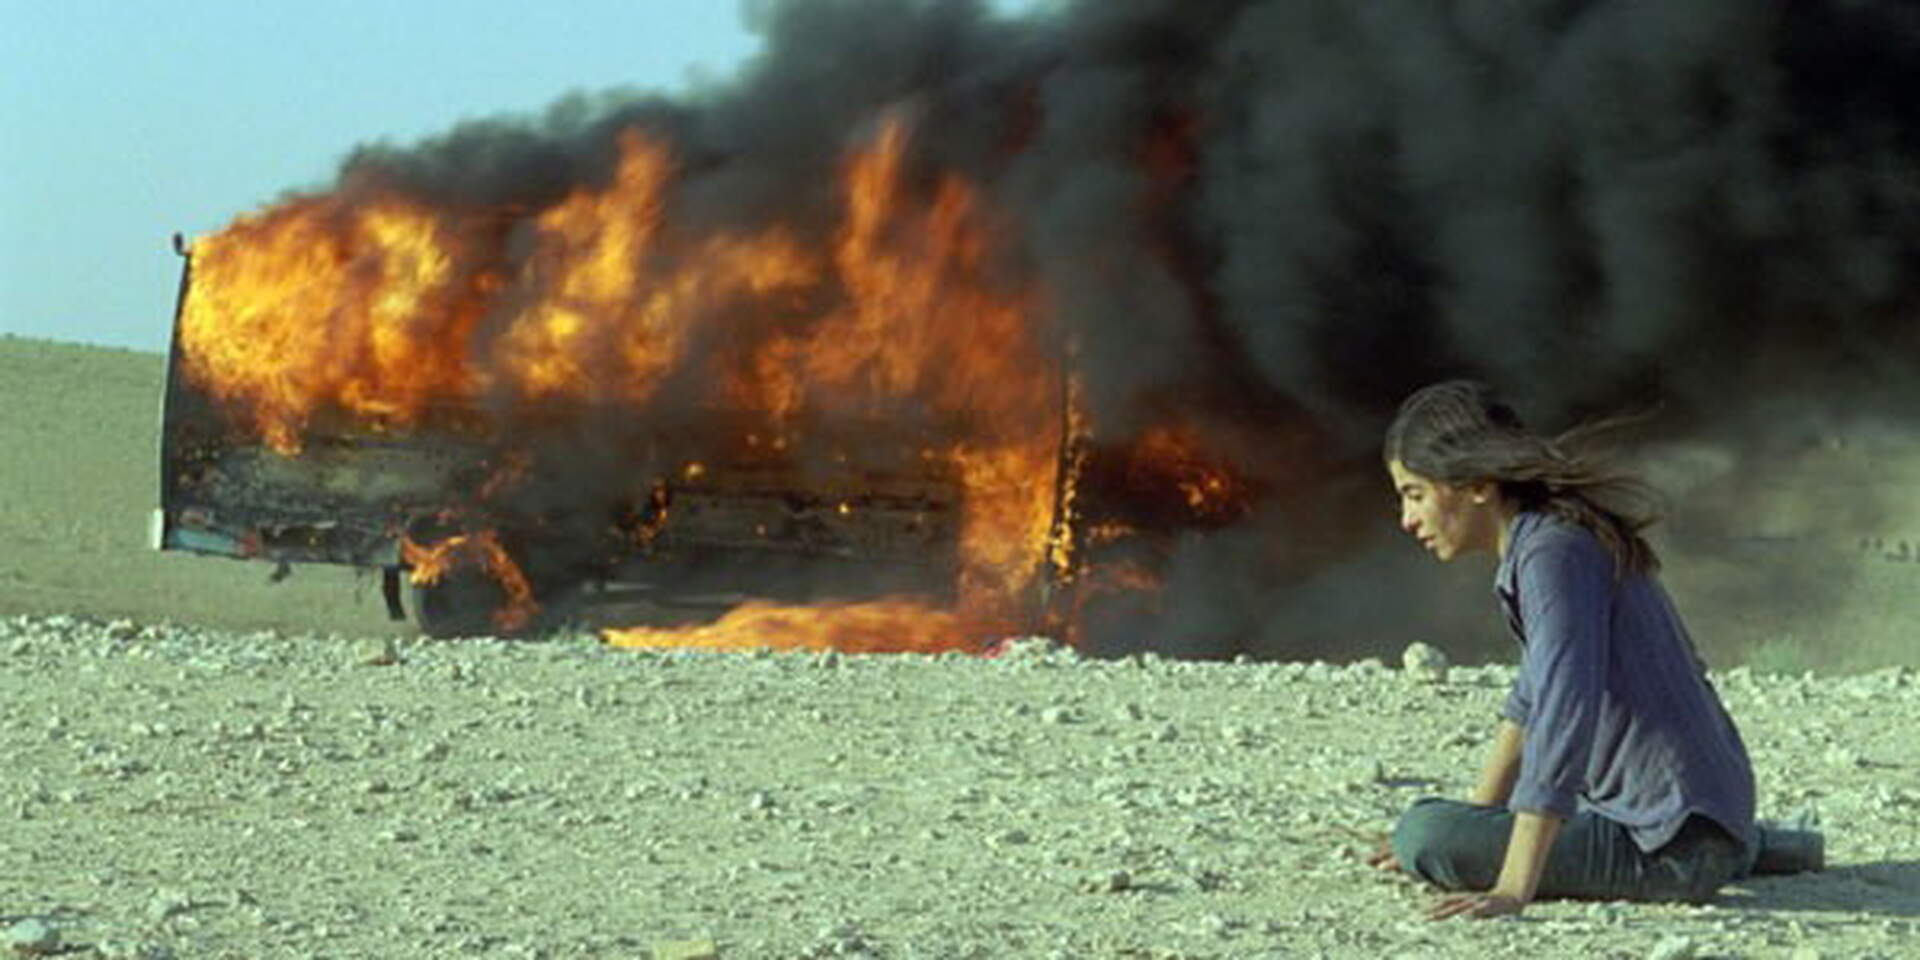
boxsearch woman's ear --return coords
[1467,480,1497,506]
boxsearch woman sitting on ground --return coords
[1373,380,1755,919]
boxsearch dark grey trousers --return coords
[1389,797,1747,903]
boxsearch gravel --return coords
[3,917,61,956]
[3,613,1916,958]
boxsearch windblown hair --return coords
[1383,380,1662,575]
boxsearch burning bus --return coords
[136,0,1920,666]
[151,118,1255,652]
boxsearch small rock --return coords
[811,923,874,955]
[1194,912,1236,937]
[1401,642,1449,683]
[1346,758,1387,789]
[651,939,720,960]
[3,918,59,956]
[146,890,191,923]
[359,636,400,666]
[990,829,1032,847]
[1078,869,1133,893]
[1040,706,1076,724]
[1647,935,1697,960]
[106,619,139,641]
[1821,745,1863,768]
[988,635,1077,663]
[1583,901,1626,922]
[96,941,172,960]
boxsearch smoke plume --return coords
[305,0,1920,664]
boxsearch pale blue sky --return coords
[1,1,1027,352]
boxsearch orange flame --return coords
[603,598,994,654]
[183,115,1070,646]
[401,531,538,632]
[1129,424,1251,522]
[810,119,1061,610]
[180,193,481,452]
[1044,369,1091,582]
[496,130,817,403]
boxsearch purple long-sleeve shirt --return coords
[1496,511,1755,855]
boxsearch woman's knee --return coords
[1390,797,1446,864]
[1391,797,1488,887]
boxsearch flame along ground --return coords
[179,115,1078,651]
[601,598,1001,655]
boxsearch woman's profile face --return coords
[1388,459,1498,562]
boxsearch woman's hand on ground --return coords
[1365,838,1400,872]
[1426,892,1525,920]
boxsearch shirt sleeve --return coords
[1507,537,1613,820]
[1501,675,1532,725]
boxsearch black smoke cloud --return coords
[328,0,1920,661]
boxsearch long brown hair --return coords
[1383,380,1662,575]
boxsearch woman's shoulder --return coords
[1508,511,1613,578]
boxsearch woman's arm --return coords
[1506,539,1610,820]
[1493,810,1562,901]
[1469,720,1524,807]
[1432,537,1610,920]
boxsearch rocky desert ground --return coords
[3,618,1916,959]
[3,336,1917,958]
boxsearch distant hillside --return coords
[0,335,402,635]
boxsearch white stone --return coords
[1401,642,1450,683]
[1647,935,1697,960]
